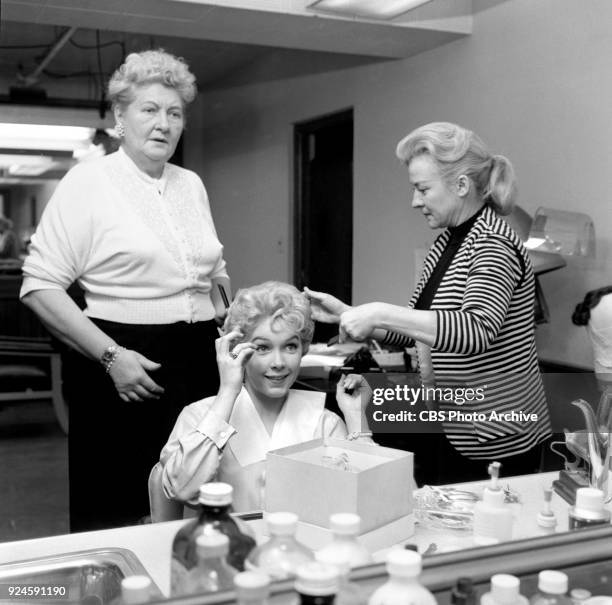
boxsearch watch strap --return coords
[100,345,124,373]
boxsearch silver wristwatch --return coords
[100,345,124,373]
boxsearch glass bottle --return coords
[315,549,367,605]
[452,577,477,605]
[170,482,256,595]
[530,571,572,605]
[315,513,372,568]
[473,462,514,544]
[182,533,238,595]
[368,550,437,605]
[294,561,339,605]
[246,512,314,581]
[234,571,271,605]
[568,488,611,529]
[536,488,557,536]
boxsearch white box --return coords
[265,438,414,534]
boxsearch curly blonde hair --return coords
[223,282,314,348]
[396,122,517,216]
[107,49,197,108]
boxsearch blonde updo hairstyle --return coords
[107,49,197,109]
[396,122,517,216]
[223,281,314,351]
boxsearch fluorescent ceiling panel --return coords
[0,123,94,152]
[0,154,56,176]
[306,0,434,20]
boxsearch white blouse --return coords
[160,388,347,512]
[21,148,228,324]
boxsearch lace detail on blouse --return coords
[104,156,214,282]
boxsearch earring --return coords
[457,175,469,195]
[115,122,125,138]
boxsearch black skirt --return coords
[63,319,219,532]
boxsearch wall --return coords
[184,0,611,368]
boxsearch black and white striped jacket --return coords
[385,205,552,459]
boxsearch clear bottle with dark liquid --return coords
[293,562,339,605]
[183,533,238,595]
[170,482,256,596]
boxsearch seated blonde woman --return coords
[160,281,372,511]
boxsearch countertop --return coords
[0,471,576,598]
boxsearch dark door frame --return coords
[293,107,353,296]
[0,188,12,218]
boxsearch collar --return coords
[228,387,326,466]
[448,204,485,241]
[117,146,168,193]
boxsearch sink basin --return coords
[0,548,162,604]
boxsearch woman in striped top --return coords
[306,122,551,483]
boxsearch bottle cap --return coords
[330,512,361,535]
[456,577,474,593]
[234,571,270,600]
[574,488,605,515]
[294,562,339,596]
[121,576,152,604]
[570,588,592,602]
[196,532,230,558]
[266,511,298,535]
[452,577,475,605]
[198,482,233,506]
[538,570,568,594]
[537,511,557,528]
[315,549,351,576]
[482,487,506,507]
[490,574,521,604]
[386,549,422,578]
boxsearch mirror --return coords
[1,0,611,601]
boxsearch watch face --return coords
[101,347,116,363]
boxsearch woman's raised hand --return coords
[336,373,372,432]
[339,303,382,342]
[303,287,352,324]
[109,349,165,403]
[215,330,256,395]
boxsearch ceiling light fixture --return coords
[0,155,56,177]
[0,123,94,152]
[306,0,434,20]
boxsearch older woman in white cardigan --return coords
[21,49,229,531]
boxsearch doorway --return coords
[294,109,353,341]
